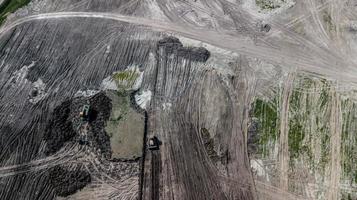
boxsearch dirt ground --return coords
[105,90,144,159]
[2,0,357,199]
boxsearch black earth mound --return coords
[43,100,76,155]
[157,36,210,62]
[43,92,112,157]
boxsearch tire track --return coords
[278,73,295,192]
[0,12,356,83]
[327,89,342,200]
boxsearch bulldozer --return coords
[148,136,160,150]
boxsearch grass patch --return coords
[287,76,332,171]
[288,86,307,162]
[105,90,144,159]
[252,97,279,157]
[112,70,140,90]
[319,128,330,169]
[255,0,283,10]
[341,98,357,184]
[0,0,31,25]
[341,193,354,200]
[288,118,304,160]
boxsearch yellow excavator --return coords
[79,104,90,122]
[79,104,90,145]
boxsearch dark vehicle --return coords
[79,105,90,121]
[148,136,161,150]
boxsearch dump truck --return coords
[148,136,160,150]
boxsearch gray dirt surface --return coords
[1,0,357,200]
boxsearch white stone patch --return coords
[8,61,35,86]
[162,102,172,111]
[135,90,152,109]
[29,78,47,104]
[100,76,118,91]
[105,45,111,54]
[74,90,99,98]
[251,159,270,181]
[132,68,144,91]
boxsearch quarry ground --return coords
[0,0,357,200]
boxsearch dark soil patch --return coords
[43,99,76,155]
[157,36,210,62]
[200,128,220,162]
[48,165,91,197]
[43,92,112,158]
[88,92,112,158]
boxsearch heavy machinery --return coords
[148,136,160,150]
[78,105,90,145]
[79,105,90,122]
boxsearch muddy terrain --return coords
[0,0,357,200]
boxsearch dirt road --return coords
[327,90,342,200]
[279,73,295,191]
[1,11,356,84]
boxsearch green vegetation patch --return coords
[341,98,357,184]
[287,76,331,171]
[288,81,308,161]
[316,81,331,171]
[112,69,140,90]
[288,117,304,160]
[252,97,279,157]
[255,0,283,10]
[0,0,31,25]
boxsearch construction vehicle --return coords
[148,136,160,150]
[78,105,90,145]
[79,105,90,122]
